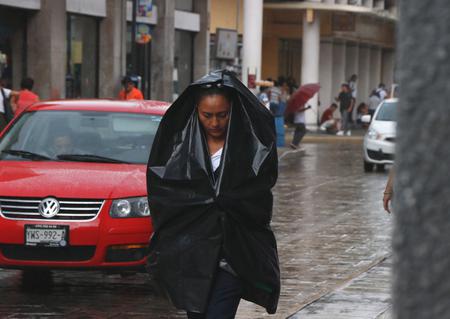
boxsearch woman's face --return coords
[197,94,231,140]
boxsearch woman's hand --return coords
[383,169,394,214]
[383,192,392,214]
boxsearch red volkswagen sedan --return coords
[0,99,168,271]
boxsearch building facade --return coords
[0,0,209,102]
[210,0,397,126]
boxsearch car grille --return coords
[0,244,96,261]
[0,197,104,221]
[367,150,394,161]
[385,137,396,143]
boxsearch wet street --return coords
[0,140,393,319]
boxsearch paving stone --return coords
[0,143,393,318]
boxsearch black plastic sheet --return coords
[146,70,280,314]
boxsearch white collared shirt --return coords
[211,148,223,171]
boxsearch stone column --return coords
[394,1,450,318]
[242,0,263,86]
[332,40,346,109]
[381,49,395,88]
[99,0,127,99]
[11,26,25,90]
[193,0,210,80]
[151,0,175,101]
[357,45,370,104]
[319,40,333,116]
[301,10,320,127]
[345,42,358,90]
[369,46,382,95]
[27,0,66,99]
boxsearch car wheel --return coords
[376,164,386,172]
[364,161,374,172]
[21,269,53,291]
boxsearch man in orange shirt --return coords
[118,76,144,100]
[16,77,39,114]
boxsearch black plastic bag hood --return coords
[147,70,280,314]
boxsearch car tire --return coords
[364,161,374,172]
[376,164,386,172]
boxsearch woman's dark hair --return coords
[195,85,233,105]
[21,77,34,90]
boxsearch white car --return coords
[362,98,397,172]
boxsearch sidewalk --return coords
[284,127,365,145]
[289,257,392,319]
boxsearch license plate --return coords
[25,225,69,247]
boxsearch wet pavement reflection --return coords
[0,142,392,318]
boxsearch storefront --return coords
[0,5,31,89]
[66,14,100,98]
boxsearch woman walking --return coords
[146,70,280,318]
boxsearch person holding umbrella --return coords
[285,83,320,149]
[147,70,280,318]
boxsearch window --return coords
[66,15,99,98]
[0,111,162,164]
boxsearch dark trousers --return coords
[291,123,306,146]
[187,269,243,319]
[0,113,7,132]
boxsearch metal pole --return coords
[131,0,137,75]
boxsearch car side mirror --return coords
[361,114,371,123]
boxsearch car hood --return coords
[370,120,396,136]
[0,161,147,199]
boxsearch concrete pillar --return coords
[193,0,210,80]
[301,10,320,127]
[345,42,359,86]
[345,42,359,119]
[332,41,346,119]
[99,0,127,99]
[394,1,450,318]
[242,0,263,86]
[381,49,395,89]
[11,26,25,90]
[369,46,382,95]
[357,45,370,104]
[319,40,333,116]
[27,0,66,99]
[151,0,175,101]
[336,0,348,4]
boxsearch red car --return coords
[0,99,168,271]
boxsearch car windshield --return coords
[0,110,162,164]
[375,101,397,121]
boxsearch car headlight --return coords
[110,197,150,218]
[367,128,379,140]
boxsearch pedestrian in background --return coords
[0,78,18,131]
[16,77,39,115]
[335,83,354,136]
[368,89,381,117]
[376,83,387,100]
[258,83,271,110]
[290,103,311,149]
[118,76,143,100]
[146,70,280,319]
[269,77,286,146]
[356,102,369,127]
[348,74,358,99]
[319,103,339,134]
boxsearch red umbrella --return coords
[285,83,321,114]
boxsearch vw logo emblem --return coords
[38,197,60,218]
